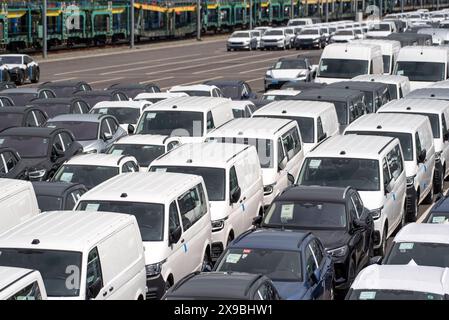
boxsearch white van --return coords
[316,43,384,84]
[366,21,397,37]
[394,46,449,91]
[344,113,435,222]
[288,18,313,26]
[0,179,39,235]
[378,98,449,195]
[149,143,263,260]
[418,28,449,45]
[352,74,411,99]
[134,97,234,144]
[75,172,211,300]
[0,211,146,300]
[252,100,339,154]
[351,39,401,74]
[0,267,47,300]
[297,134,407,255]
[134,92,188,104]
[206,118,304,207]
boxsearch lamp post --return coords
[130,0,135,48]
[43,0,47,58]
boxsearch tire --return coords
[31,68,40,83]
[423,183,434,205]
[227,48,231,52]
[374,227,387,257]
[15,71,24,86]
[408,193,419,223]
[201,252,213,272]
[164,280,172,293]
[434,167,444,195]
[347,258,357,287]
[226,233,234,247]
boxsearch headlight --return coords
[407,175,416,186]
[83,149,98,154]
[28,169,46,180]
[297,71,307,77]
[278,38,284,42]
[326,245,348,257]
[145,261,164,277]
[313,38,320,42]
[265,71,272,78]
[212,219,226,232]
[370,207,383,220]
[264,183,276,195]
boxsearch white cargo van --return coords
[149,143,264,260]
[75,172,211,300]
[366,21,397,37]
[344,113,435,222]
[394,46,449,91]
[297,134,407,255]
[0,211,146,300]
[252,100,339,154]
[316,43,384,84]
[353,74,411,99]
[351,39,401,74]
[206,118,304,207]
[0,267,47,300]
[134,97,234,144]
[378,99,449,195]
[0,179,39,235]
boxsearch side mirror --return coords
[444,132,449,142]
[252,215,263,227]
[86,278,102,300]
[168,226,182,246]
[310,268,321,284]
[103,132,113,141]
[278,157,287,171]
[287,173,295,185]
[369,256,382,265]
[417,149,426,164]
[128,124,135,135]
[230,186,241,204]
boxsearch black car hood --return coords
[305,229,350,250]
[20,157,51,171]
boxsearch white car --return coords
[90,100,152,133]
[330,29,357,43]
[366,22,396,37]
[226,31,258,51]
[347,264,449,300]
[229,100,256,118]
[261,90,301,101]
[106,134,181,170]
[51,153,139,190]
[169,84,223,97]
[260,28,290,50]
[264,57,315,90]
[0,54,39,85]
[134,92,188,104]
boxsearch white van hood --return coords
[262,35,284,41]
[366,31,392,37]
[315,77,346,84]
[271,69,307,79]
[404,160,418,178]
[302,143,315,155]
[261,168,277,186]
[210,201,229,221]
[358,191,384,210]
[143,242,169,265]
[409,81,433,91]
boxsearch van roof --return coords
[0,211,135,251]
[345,113,429,134]
[144,96,231,112]
[351,264,449,295]
[79,172,203,203]
[351,39,401,53]
[307,134,396,159]
[64,153,135,167]
[112,134,170,146]
[406,88,449,100]
[329,81,388,92]
[379,98,449,115]
[92,100,150,110]
[253,100,336,118]
[294,88,364,102]
[207,118,295,140]
[321,43,382,60]
[0,267,34,292]
[397,46,449,62]
[394,223,449,245]
[429,79,449,89]
[0,179,32,198]
[353,74,409,85]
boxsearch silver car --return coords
[45,114,127,153]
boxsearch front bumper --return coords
[261,41,284,48]
[211,226,228,260]
[330,255,351,290]
[227,43,250,49]
[295,40,320,48]
[146,274,166,300]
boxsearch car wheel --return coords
[374,227,387,257]
[201,252,213,272]
[226,234,233,247]
[348,259,356,287]
[31,68,40,83]
[227,48,231,52]
[164,280,172,293]
[15,70,24,85]
[434,167,444,195]
[423,183,434,205]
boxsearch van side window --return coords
[86,247,103,299]
[442,114,448,137]
[206,111,215,132]
[370,60,374,74]
[387,145,404,179]
[7,281,42,300]
[230,166,239,196]
[399,87,403,99]
[351,192,364,218]
[317,117,325,142]
[178,185,206,231]
[282,128,301,160]
[383,158,392,187]
[169,201,181,234]
[277,138,285,165]
[415,132,423,159]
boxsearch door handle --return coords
[109,287,114,292]
[103,291,107,297]
[181,238,185,244]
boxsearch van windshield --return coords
[335,30,353,35]
[395,62,445,82]
[289,20,307,26]
[298,157,380,191]
[379,112,440,138]
[387,84,398,99]
[207,137,274,168]
[53,165,120,190]
[107,144,165,167]
[383,55,391,73]
[318,59,369,79]
[348,289,443,300]
[0,248,82,297]
[150,166,225,201]
[385,241,449,267]
[76,201,164,241]
[253,115,314,143]
[346,131,414,161]
[136,111,204,137]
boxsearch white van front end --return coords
[261,168,287,207]
[210,201,234,260]
[358,190,388,249]
[143,241,173,300]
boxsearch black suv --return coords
[256,185,374,294]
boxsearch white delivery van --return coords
[378,98,449,195]
[0,267,47,300]
[366,21,397,37]
[353,74,411,99]
[394,46,449,91]
[297,134,407,255]
[149,143,264,261]
[76,172,211,300]
[134,97,234,144]
[316,43,384,84]
[0,211,146,300]
[206,118,304,207]
[252,100,339,154]
[351,39,401,74]
[344,113,435,222]
[418,28,449,45]
[0,179,39,235]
